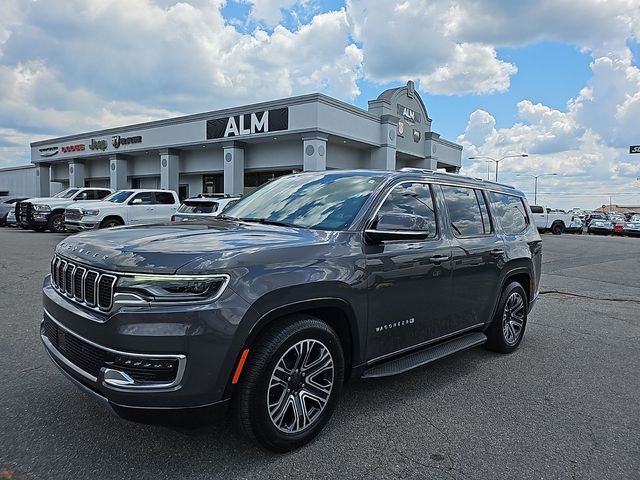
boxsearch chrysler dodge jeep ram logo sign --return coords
[89,139,108,151]
[112,135,142,149]
[61,144,85,153]
[207,108,289,139]
[39,146,59,157]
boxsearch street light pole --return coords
[516,173,558,204]
[468,154,529,182]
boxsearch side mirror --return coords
[365,212,430,243]
[131,198,143,205]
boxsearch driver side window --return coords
[377,182,437,236]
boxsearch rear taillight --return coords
[171,215,175,222]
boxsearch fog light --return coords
[115,355,177,370]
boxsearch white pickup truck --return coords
[530,205,575,234]
[64,189,179,232]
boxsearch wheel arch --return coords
[100,215,125,227]
[487,262,534,326]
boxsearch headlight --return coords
[116,274,229,303]
[82,209,100,216]
[33,204,51,212]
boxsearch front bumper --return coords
[41,275,252,418]
[64,220,99,232]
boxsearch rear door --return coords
[440,185,505,331]
[365,181,453,361]
[154,192,179,222]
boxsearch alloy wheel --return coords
[267,339,334,434]
[502,292,525,345]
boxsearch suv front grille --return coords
[50,255,116,311]
[43,316,180,384]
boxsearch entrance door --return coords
[365,181,453,361]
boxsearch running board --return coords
[361,332,487,379]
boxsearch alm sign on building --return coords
[207,108,289,139]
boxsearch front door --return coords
[365,181,452,362]
[127,191,156,224]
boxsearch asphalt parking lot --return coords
[1,228,639,480]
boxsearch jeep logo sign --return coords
[207,108,288,139]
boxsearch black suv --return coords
[41,169,542,451]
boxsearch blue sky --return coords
[1,0,639,209]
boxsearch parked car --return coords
[613,221,625,236]
[171,194,241,222]
[41,170,542,451]
[64,189,179,232]
[0,196,27,227]
[530,205,573,234]
[17,188,113,232]
[5,208,17,227]
[585,212,607,226]
[588,219,614,235]
[565,217,584,234]
[622,219,640,237]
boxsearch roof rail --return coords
[399,167,435,174]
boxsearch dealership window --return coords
[178,184,189,201]
[203,174,223,194]
[244,170,294,189]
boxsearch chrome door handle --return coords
[490,249,505,256]
[429,255,450,263]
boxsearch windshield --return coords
[224,172,385,230]
[104,190,134,203]
[54,188,80,199]
[178,201,217,214]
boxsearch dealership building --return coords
[1,81,462,199]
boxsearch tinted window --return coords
[530,205,544,214]
[489,192,529,234]
[377,182,437,236]
[441,185,489,237]
[155,192,176,205]
[178,201,216,214]
[475,190,492,233]
[96,190,110,199]
[130,192,155,205]
[225,172,385,231]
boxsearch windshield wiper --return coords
[236,217,299,228]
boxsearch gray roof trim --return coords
[0,164,36,172]
[432,135,463,151]
[31,93,380,148]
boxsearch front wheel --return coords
[485,282,528,354]
[47,213,65,233]
[234,316,344,452]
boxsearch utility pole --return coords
[468,154,528,182]
[516,173,558,205]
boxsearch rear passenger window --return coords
[377,182,437,236]
[489,192,529,234]
[530,205,544,214]
[441,185,491,237]
[155,192,176,205]
[96,190,110,199]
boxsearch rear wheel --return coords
[234,315,344,452]
[47,213,65,233]
[551,222,564,235]
[485,282,528,354]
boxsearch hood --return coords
[65,200,114,210]
[55,220,331,274]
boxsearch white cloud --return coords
[245,0,299,26]
[0,0,362,167]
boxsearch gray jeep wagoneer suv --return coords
[41,169,541,451]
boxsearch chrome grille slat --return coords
[50,255,116,312]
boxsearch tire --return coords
[485,282,528,354]
[47,212,65,233]
[235,315,345,452]
[100,217,123,229]
[551,222,564,235]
